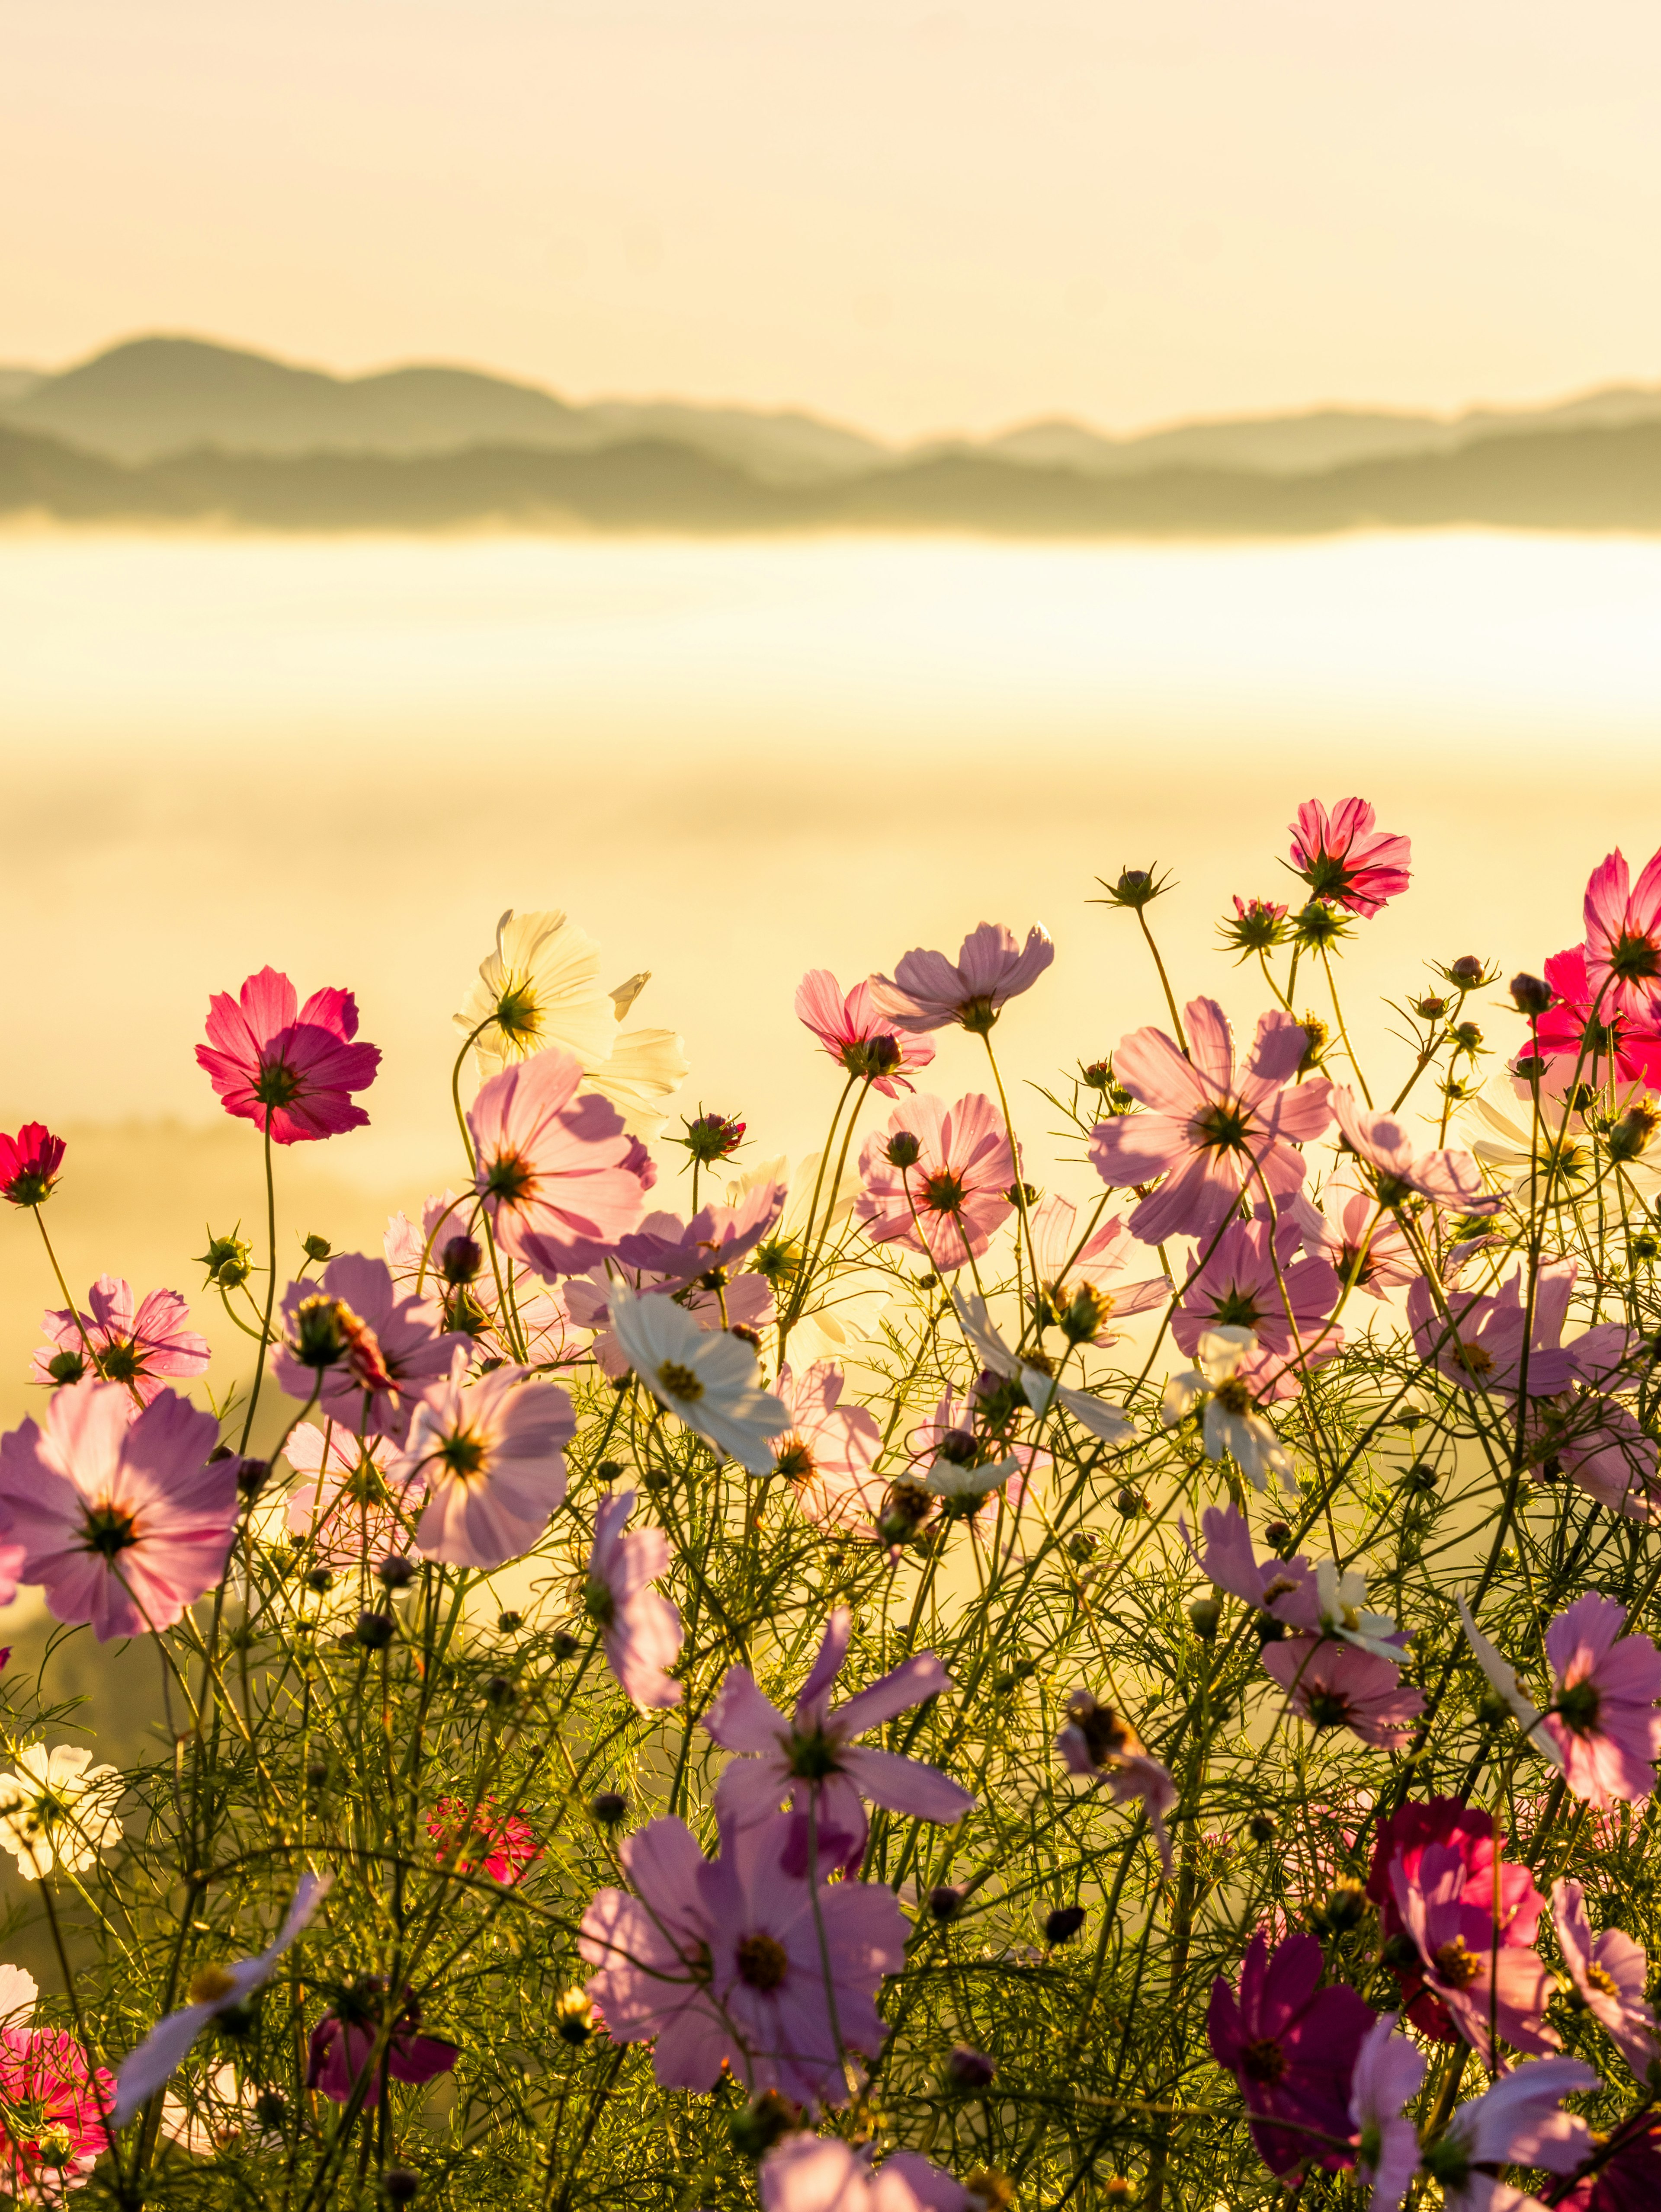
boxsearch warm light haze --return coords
[7,0,1661,436]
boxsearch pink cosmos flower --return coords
[32,1276,210,1403]
[703,1607,974,1876]
[1424,2055,1595,2212]
[578,1809,905,2105]
[1540,1592,1661,1808]
[759,2134,968,2212]
[1291,1182,1416,1300]
[1194,1504,1320,1630]
[856,1093,1015,1271]
[196,966,381,1143]
[1347,2014,1425,2212]
[1054,1691,1176,1874]
[583,1491,683,1709]
[1027,1191,1170,1345]
[1557,2113,1661,2209]
[390,1353,574,1570]
[0,1124,65,1209]
[870,921,1054,1034]
[285,1423,415,1566]
[1367,1799,1545,2044]
[1090,1000,1333,1245]
[0,2026,114,2197]
[0,1383,232,1640]
[1206,1928,1375,2180]
[1518,944,1661,1094]
[1389,1841,1559,2064]
[1408,1262,1628,1400]
[306,1983,457,2104]
[1289,798,1411,917]
[794,971,938,1095]
[1173,1216,1339,1363]
[1263,1637,1424,1749]
[770,1364,885,1533]
[275,1255,467,1444]
[112,1876,330,2122]
[1330,1090,1500,1215]
[427,1799,540,1885]
[614,1180,787,1287]
[468,1047,651,1280]
[1552,1877,1659,2077]
[1541,1394,1661,1522]
[1582,844,1661,1019]
[385,1190,582,1362]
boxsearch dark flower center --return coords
[786,1728,843,1782]
[254,1054,304,1108]
[1212,1377,1254,1416]
[1304,1686,1352,1729]
[1239,2037,1286,2084]
[1609,928,1661,983]
[657,1360,703,1403]
[957,996,998,1035]
[584,1578,616,1628]
[1556,1677,1602,1734]
[484,1150,534,1205]
[774,1438,816,1483]
[99,1338,143,1383]
[437,1432,487,1482]
[493,983,542,1044]
[735,1933,789,1991]
[1210,1287,1263,1330]
[922,1170,967,1214]
[1451,1338,1493,1380]
[1191,1100,1252,1155]
[83,1504,139,1559]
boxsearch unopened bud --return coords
[946,2045,997,2091]
[1187,1596,1222,1642]
[301,1233,332,1262]
[885,1131,922,1168]
[1043,1905,1086,1946]
[589,1790,628,1827]
[377,1555,418,1590]
[1510,973,1553,1016]
[728,2091,802,2160]
[929,1884,965,1922]
[382,2171,420,2208]
[1414,994,1448,1019]
[1449,955,1485,987]
[440,1234,482,1285]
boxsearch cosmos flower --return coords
[1389,1841,1559,2064]
[795,970,937,1095]
[578,1810,905,2105]
[0,2023,114,2199]
[306,1982,457,2105]
[566,1261,774,1381]
[856,1094,1015,1272]
[1366,1798,1546,2044]
[1193,1503,1319,1629]
[1330,1090,1500,1214]
[770,1363,885,1533]
[285,1422,416,1567]
[1419,2056,1595,2212]
[0,1125,66,1210]
[0,1746,122,1883]
[274,1255,468,1444]
[196,967,380,1144]
[112,1876,331,2122]
[1262,1637,1424,1750]
[1539,1591,1661,1808]
[1552,1877,1660,2078]
[32,1277,210,1403]
[1026,1191,1170,1346]
[1288,797,1411,917]
[704,1607,973,1874]
[1161,1327,1295,1491]
[614,1180,787,1288]
[759,2134,968,2212]
[1290,1182,1416,1300]
[468,1047,652,1279]
[1171,1216,1339,1362]
[1090,1000,1332,1245]
[582,1491,683,1709]
[427,1800,541,1886]
[1582,845,1661,1020]
[1408,1262,1630,1400]
[952,1290,1135,1445]
[1347,2015,1426,2212]
[1518,943,1661,1095]
[390,1352,573,1569]
[609,1280,789,1473]
[870,922,1054,1035]
[1554,2113,1661,2208]
[0,1383,234,1641]
[1206,1928,1375,2180]
[1054,1692,1175,1873]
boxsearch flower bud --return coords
[1451,1021,1483,1051]
[589,1790,628,1827]
[45,1350,86,1387]
[1113,1485,1146,1520]
[1043,1905,1086,1946]
[1510,973,1553,1015]
[884,1130,922,1168]
[1414,994,1447,1019]
[440,1234,482,1285]
[483,1674,516,1710]
[929,1884,965,1922]
[1187,1596,1222,1641]
[1003,1182,1039,1209]
[552,1629,580,1661]
[1097,864,1169,912]
[497,1610,523,1634]
[946,2045,997,2091]
[377,1555,417,1590]
[301,1233,332,1262]
[382,2171,420,2208]
[305,1566,334,1594]
[355,1610,395,1650]
[728,2091,803,2160]
[678,1111,746,1164]
[197,1230,253,1290]
[555,1986,595,2046]
[1449,955,1485,987]
[1081,1060,1113,1090]
[1262,1520,1292,1551]
[1247,1813,1276,1844]
[254,2091,288,2131]
[1608,1101,1661,1163]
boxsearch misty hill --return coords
[7,413,1661,538]
[0,368,40,406]
[0,336,888,487]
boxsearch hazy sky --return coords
[7,0,1661,436]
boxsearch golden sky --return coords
[7,0,1661,438]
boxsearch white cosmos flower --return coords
[1314,1559,1407,1664]
[1160,1326,1294,1493]
[1465,1093,1661,1202]
[583,1027,691,1140]
[1455,1594,1566,1771]
[0,1744,124,1881]
[609,1279,789,1474]
[925,1455,1022,1500]
[951,1289,1135,1447]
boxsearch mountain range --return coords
[3,334,1661,536]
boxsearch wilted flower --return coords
[196,967,380,1143]
[1054,1692,1175,1873]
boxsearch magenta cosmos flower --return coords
[0,1383,233,1640]
[760,2135,968,2212]
[578,1809,905,2105]
[1090,1000,1333,1245]
[1552,1877,1659,2077]
[1520,944,1661,1094]
[1173,1216,1338,1363]
[704,1607,974,1876]
[856,1092,1014,1272]
[1262,1636,1423,1750]
[33,1275,210,1403]
[1558,2113,1661,2209]
[1540,1592,1661,1808]
[1331,1090,1500,1215]
[306,1982,456,2104]
[1582,843,1661,1019]
[196,967,381,1143]
[770,1363,885,1533]
[583,1490,683,1709]
[1366,1799,1546,2044]
[389,1352,573,1570]
[1207,1928,1374,2180]
[1389,1840,1558,2064]
[0,1123,65,1209]
[795,970,937,1095]
[871,921,1054,1034]
[468,1047,651,1279]
[274,1254,467,1445]
[427,1799,540,1885]
[1289,798,1411,917]
[0,2023,114,2195]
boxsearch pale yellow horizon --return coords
[7,0,1661,441]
